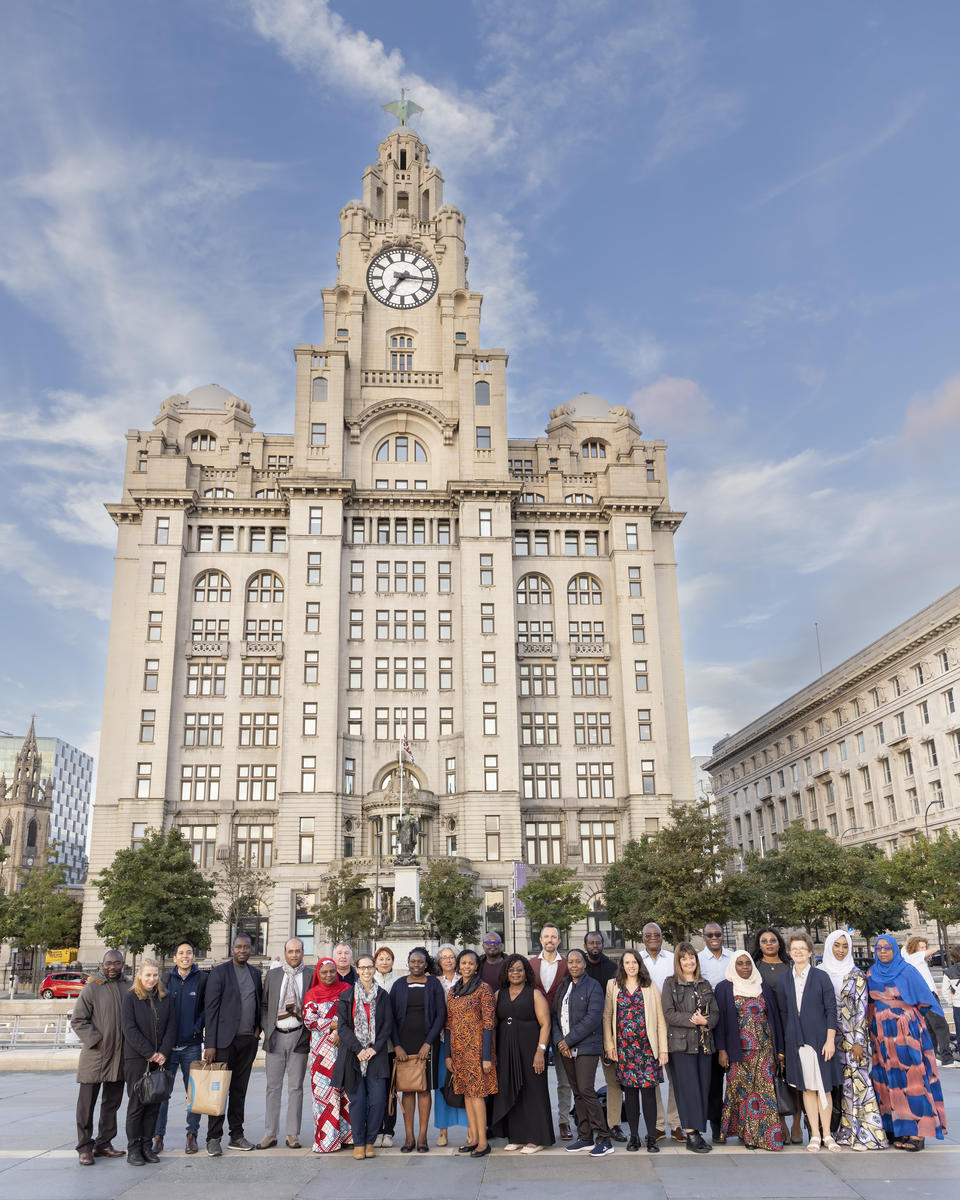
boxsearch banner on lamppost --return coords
[513,861,527,917]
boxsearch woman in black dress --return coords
[491,954,554,1153]
[751,927,800,1143]
[389,947,445,1152]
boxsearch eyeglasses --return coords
[483,940,501,946]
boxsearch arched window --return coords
[564,493,594,505]
[246,571,284,604]
[1,818,11,846]
[312,376,328,403]
[26,819,38,848]
[202,487,234,498]
[375,436,427,463]
[194,570,231,603]
[254,489,279,499]
[379,769,421,792]
[516,573,553,606]
[581,440,606,459]
[190,432,217,452]
[475,380,490,406]
[568,573,602,605]
[388,333,414,370]
[520,492,545,504]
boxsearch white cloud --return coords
[901,372,960,449]
[0,524,111,619]
[631,376,712,436]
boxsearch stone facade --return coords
[79,124,694,960]
[707,587,960,874]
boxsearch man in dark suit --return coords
[202,933,262,1156]
[257,938,312,1149]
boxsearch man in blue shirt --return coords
[154,941,206,1155]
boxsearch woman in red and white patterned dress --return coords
[303,959,351,1153]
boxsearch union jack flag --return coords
[401,735,414,763]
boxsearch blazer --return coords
[602,978,668,1061]
[204,959,263,1050]
[713,980,784,1063]
[261,963,312,1054]
[661,976,719,1054]
[529,953,569,1009]
[551,973,604,1055]
[390,975,447,1048]
[776,966,842,1091]
[332,986,394,1092]
[121,989,175,1082]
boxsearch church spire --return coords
[13,715,43,805]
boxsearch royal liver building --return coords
[80,114,693,960]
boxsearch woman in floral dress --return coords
[302,958,351,1153]
[820,931,885,1150]
[602,947,667,1153]
[714,953,784,1151]
[867,935,946,1151]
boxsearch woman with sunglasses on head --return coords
[867,935,946,1151]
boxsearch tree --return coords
[604,801,736,943]
[2,850,83,974]
[516,866,588,938]
[890,831,960,930]
[419,860,481,944]
[310,865,375,946]
[210,852,273,954]
[95,828,219,958]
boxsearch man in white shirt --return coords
[697,923,733,1140]
[529,924,572,1138]
[640,923,681,1140]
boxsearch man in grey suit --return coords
[258,938,311,1149]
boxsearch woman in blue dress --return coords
[432,944,469,1143]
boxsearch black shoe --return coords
[126,1142,147,1166]
[457,1143,477,1154]
[206,1138,222,1157]
[609,1125,627,1143]
[646,1136,660,1153]
[142,1143,160,1164]
[470,1145,491,1158]
[400,1142,416,1153]
[626,1136,640,1152]
[685,1132,711,1154]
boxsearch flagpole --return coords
[398,737,404,823]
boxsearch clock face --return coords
[366,248,439,309]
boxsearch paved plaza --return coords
[0,1064,957,1200]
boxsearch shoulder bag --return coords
[133,997,174,1105]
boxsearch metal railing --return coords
[0,1013,79,1050]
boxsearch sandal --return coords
[806,1136,821,1152]
[823,1137,841,1153]
[893,1137,923,1152]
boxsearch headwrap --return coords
[725,952,763,998]
[869,936,943,1015]
[821,930,856,1000]
[303,958,349,1007]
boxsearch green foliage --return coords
[604,801,736,942]
[419,860,481,945]
[890,831,960,929]
[309,865,375,946]
[210,852,273,952]
[3,850,82,952]
[516,865,588,938]
[95,828,219,957]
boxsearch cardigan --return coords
[332,986,394,1092]
[551,973,604,1055]
[713,979,784,1063]
[390,975,447,1047]
[602,978,667,1060]
[775,965,842,1092]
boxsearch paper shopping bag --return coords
[187,1060,231,1116]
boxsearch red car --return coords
[39,971,88,998]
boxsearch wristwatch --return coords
[538,1043,547,1051]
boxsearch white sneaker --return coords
[520,1144,542,1154]
[380,1135,393,1148]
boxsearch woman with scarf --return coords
[819,932,885,1150]
[444,948,497,1157]
[867,935,947,1150]
[433,943,468,1145]
[776,933,842,1152]
[302,958,351,1154]
[714,952,784,1151]
[332,954,394,1160]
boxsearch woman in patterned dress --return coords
[867,935,947,1151]
[820,931,885,1150]
[444,949,497,1158]
[302,959,351,1153]
[714,953,784,1151]
[602,947,667,1153]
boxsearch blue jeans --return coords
[347,1074,388,1147]
[155,1043,203,1137]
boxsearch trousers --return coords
[76,1079,125,1152]
[125,1079,161,1146]
[263,1028,309,1138]
[600,1059,622,1125]
[207,1034,260,1142]
[668,1051,712,1132]
[346,1074,388,1146]
[654,1073,681,1130]
[561,1053,606,1144]
[553,1055,572,1125]
[155,1043,203,1137]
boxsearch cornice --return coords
[106,503,142,527]
[449,480,523,500]
[279,479,355,500]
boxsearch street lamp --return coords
[838,824,864,848]
[923,798,947,958]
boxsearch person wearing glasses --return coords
[433,944,468,1146]
[332,956,393,1160]
[478,932,506,992]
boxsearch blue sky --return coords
[1,1,959,763]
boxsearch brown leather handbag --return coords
[389,1055,429,1111]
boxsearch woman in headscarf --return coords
[444,949,497,1157]
[331,954,394,1160]
[302,958,351,1154]
[867,935,947,1150]
[433,943,468,1145]
[713,951,784,1151]
[819,931,885,1151]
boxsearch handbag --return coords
[442,1071,466,1109]
[388,1055,429,1114]
[773,1063,799,1116]
[134,1062,174,1104]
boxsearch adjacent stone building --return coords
[79,119,694,960]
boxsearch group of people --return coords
[70,924,952,1167]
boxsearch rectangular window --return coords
[479,553,494,586]
[412,518,425,545]
[634,660,648,691]
[439,707,454,736]
[839,739,847,761]
[309,506,323,534]
[919,700,930,725]
[631,614,645,643]
[144,658,159,691]
[514,530,530,556]
[483,701,498,735]
[136,762,152,798]
[894,711,907,737]
[411,656,426,689]
[394,609,408,639]
[576,762,614,799]
[437,519,451,544]
[574,712,612,745]
[305,602,320,633]
[376,561,390,592]
[520,712,559,745]
[525,821,562,865]
[375,708,389,740]
[518,662,557,696]
[395,519,408,545]
[304,650,319,683]
[351,518,365,544]
[412,609,426,639]
[625,523,639,550]
[482,651,496,684]
[347,657,362,689]
[856,731,865,753]
[139,709,155,743]
[564,531,579,557]
[218,526,235,552]
[301,756,316,792]
[438,561,452,592]
[902,749,914,777]
[183,712,224,746]
[637,709,652,741]
[945,688,956,715]
[484,755,498,791]
[571,663,609,696]
[235,823,273,868]
[179,767,220,805]
[628,566,642,596]
[350,610,364,639]
[860,765,871,791]
[480,603,494,634]
[439,610,453,640]
[343,757,356,794]
[583,531,599,556]
[534,531,550,556]
[249,526,266,553]
[310,423,326,446]
[446,757,456,794]
[439,658,453,690]
[147,610,163,641]
[485,814,500,860]
[926,740,939,768]
[303,702,318,736]
[580,820,616,865]
[392,707,408,740]
[522,762,561,799]
[412,561,426,593]
[476,426,491,449]
[299,817,315,863]
[304,552,322,586]
[155,516,169,545]
[239,712,280,747]
[412,706,427,740]
[347,708,362,736]
[186,661,226,696]
[641,759,656,794]
[150,561,166,593]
